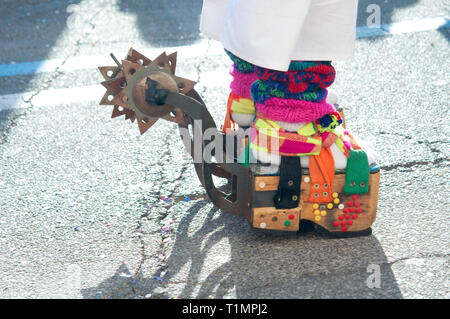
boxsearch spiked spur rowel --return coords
[98,48,195,134]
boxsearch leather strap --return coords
[274,156,302,209]
[308,147,335,203]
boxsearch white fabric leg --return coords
[200,0,359,71]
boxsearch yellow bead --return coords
[332,192,339,198]
[314,210,320,216]
[315,216,321,222]
[321,210,327,217]
[327,203,333,209]
[312,203,319,209]
[334,198,340,204]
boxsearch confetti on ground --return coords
[73,226,80,231]
[163,226,169,232]
[169,219,174,224]
[153,276,164,282]
[146,205,152,210]
[160,271,167,277]
[153,287,165,295]
[144,293,152,299]
[119,273,132,278]
[184,196,190,202]
[158,254,166,260]
[106,223,111,227]
[137,227,142,233]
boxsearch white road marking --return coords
[0,17,449,78]
[0,16,448,112]
[0,41,219,77]
[0,71,232,111]
[0,85,102,111]
[356,16,449,38]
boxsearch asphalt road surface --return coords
[0,0,449,299]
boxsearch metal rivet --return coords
[320,204,326,210]
[287,180,294,187]
[323,192,328,197]
[304,177,310,183]
[360,182,366,187]
[323,183,328,188]
[260,222,267,229]
[350,181,356,187]
[259,182,266,188]
[314,184,320,189]
[313,193,319,198]
[338,204,345,210]
[292,195,298,201]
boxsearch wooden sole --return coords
[251,170,380,233]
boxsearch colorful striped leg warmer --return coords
[222,50,257,133]
[249,60,378,171]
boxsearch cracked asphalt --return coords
[0,0,449,299]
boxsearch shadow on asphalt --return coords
[81,199,402,299]
[117,0,204,47]
[357,0,450,43]
[439,27,450,42]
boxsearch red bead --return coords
[341,221,346,227]
[345,214,351,220]
[356,208,362,213]
[342,227,348,232]
[347,201,353,207]
[349,207,356,213]
[338,215,344,221]
[352,214,358,220]
[354,202,360,207]
[333,221,340,227]
[352,195,358,200]
[289,214,295,220]
[347,220,353,225]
